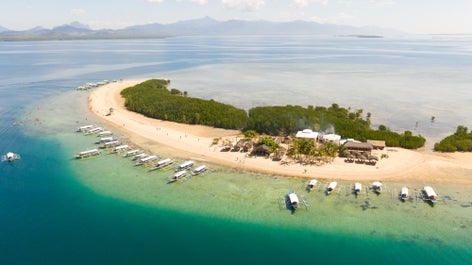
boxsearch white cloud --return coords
[147,0,164,3]
[313,0,329,6]
[221,0,265,11]
[70,8,86,16]
[176,0,209,4]
[310,12,354,24]
[369,0,396,7]
[291,0,308,8]
[337,0,352,6]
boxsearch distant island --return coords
[0,17,401,41]
[121,79,425,150]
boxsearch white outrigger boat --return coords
[123,149,142,158]
[135,155,159,166]
[101,140,120,149]
[176,160,194,171]
[151,158,175,170]
[326,181,337,195]
[75,149,100,159]
[192,165,208,175]
[84,127,104,135]
[372,181,382,193]
[169,170,188,182]
[307,179,317,191]
[354,182,362,195]
[400,187,409,200]
[2,152,21,162]
[97,130,113,137]
[95,137,117,144]
[131,153,148,161]
[423,186,438,203]
[110,144,129,154]
[288,190,299,209]
[76,125,94,132]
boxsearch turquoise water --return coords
[1,37,472,264]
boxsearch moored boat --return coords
[84,127,104,135]
[95,137,118,144]
[123,149,142,158]
[97,130,113,137]
[110,144,129,154]
[101,140,120,149]
[170,170,188,182]
[135,155,159,166]
[75,149,100,159]
[2,152,21,162]
[288,190,299,209]
[326,181,337,195]
[372,181,382,193]
[423,186,438,203]
[192,165,208,175]
[131,153,148,161]
[400,187,409,200]
[307,179,317,191]
[176,160,194,171]
[76,125,94,132]
[151,158,175,170]
[354,182,362,195]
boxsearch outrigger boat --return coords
[372,181,382,193]
[110,144,129,154]
[326,181,337,195]
[192,165,208,175]
[84,127,104,135]
[131,153,148,161]
[400,187,409,200]
[169,170,188,182]
[95,137,117,144]
[288,190,299,210]
[423,186,438,203]
[151,158,175,170]
[97,130,113,137]
[76,125,94,132]
[123,149,142,158]
[354,182,362,195]
[307,179,317,191]
[176,160,194,171]
[75,149,100,159]
[135,155,159,166]
[101,140,120,149]
[2,152,21,162]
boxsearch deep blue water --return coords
[1,36,471,264]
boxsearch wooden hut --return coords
[251,144,271,157]
[367,140,386,150]
[343,142,373,153]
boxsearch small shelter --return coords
[343,142,373,152]
[296,129,319,139]
[320,133,341,144]
[367,140,386,150]
[251,144,271,157]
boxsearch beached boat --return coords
[176,160,194,171]
[372,181,382,193]
[150,158,175,170]
[1,152,21,162]
[326,181,337,195]
[354,182,362,195]
[97,130,113,137]
[76,125,94,132]
[307,179,317,191]
[123,149,142,158]
[288,190,299,209]
[83,127,104,135]
[400,187,409,200]
[192,165,208,175]
[101,140,120,149]
[131,153,148,161]
[170,170,188,182]
[95,137,118,144]
[75,149,100,159]
[423,186,438,203]
[135,155,159,166]
[110,144,129,154]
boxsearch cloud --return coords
[221,0,265,11]
[369,0,396,7]
[313,0,329,6]
[291,0,308,8]
[310,12,354,24]
[70,8,86,16]
[176,0,209,4]
[147,0,164,3]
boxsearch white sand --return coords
[88,79,472,184]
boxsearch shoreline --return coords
[88,79,472,184]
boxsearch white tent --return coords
[296,129,319,139]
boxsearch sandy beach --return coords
[88,79,472,184]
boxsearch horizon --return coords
[2,0,472,34]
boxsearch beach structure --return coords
[400,187,409,200]
[320,133,341,144]
[367,140,386,150]
[110,144,129,154]
[75,149,100,159]
[288,190,299,209]
[176,160,194,171]
[372,181,382,193]
[2,152,21,162]
[343,142,373,153]
[123,149,142,158]
[169,170,188,182]
[295,129,319,139]
[307,179,317,191]
[326,181,337,195]
[151,158,175,170]
[423,186,438,203]
[76,125,94,132]
[97,130,113,137]
[354,182,362,195]
[135,155,159,166]
[192,165,208,175]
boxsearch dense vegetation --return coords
[246,104,425,149]
[434,126,472,152]
[121,79,426,149]
[121,79,247,130]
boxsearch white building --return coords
[295,129,319,139]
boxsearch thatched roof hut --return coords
[367,140,386,150]
[252,144,271,157]
[343,142,373,152]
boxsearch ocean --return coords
[0,36,471,265]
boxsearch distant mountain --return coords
[0,17,403,41]
[0,25,9,33]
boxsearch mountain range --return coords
[0,17,402,41]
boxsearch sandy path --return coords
[88,79,472,184]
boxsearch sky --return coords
[1,0,472,34]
